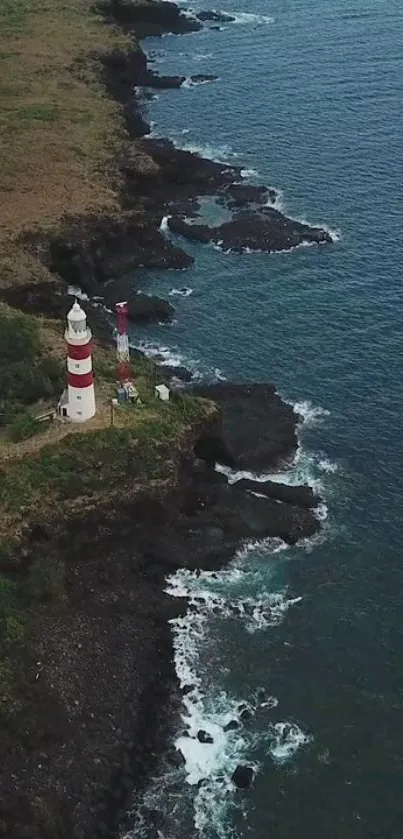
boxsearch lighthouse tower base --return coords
[58,387,96,422]
[68,380,96,421]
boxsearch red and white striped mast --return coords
[115,302,131,384]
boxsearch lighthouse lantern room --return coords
[59,301,96,422]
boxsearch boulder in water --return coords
[232,764,254,789]
[190,74,219,84]
[237,478,319,509]
[197,729,214,744]
[223,719,240,732]
[196,10,236,23]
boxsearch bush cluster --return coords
[0,313,64,427]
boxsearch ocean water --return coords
[124,1,403,837]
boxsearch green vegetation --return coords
[0,309,64,427]
[0,379,211,711]
[0,390,208,520]
[7,412,43,442]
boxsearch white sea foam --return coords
[317,457,338,474]
[165,553,312,836]
[159,214,170,233]
[168,286,193,297]
[167,569,303,634]
[193,52,214,61]
[240,166,259,179]
[235,536,289,560]
[181,75,219,88]
[136,340,186,369]
[267,721,312,763]
[230,12,274,25]
[213,238,332,256]
[136,339,227,383]
[180,140,239,163]
[268,192,341,244]
[167,593,252,833]
[293,399,331,425]
[216,433,337,530]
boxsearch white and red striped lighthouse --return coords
[63,300,96,422]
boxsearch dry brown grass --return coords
[0,0,130,236]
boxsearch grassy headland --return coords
[0,0,215,725]
[0,298,213,709]
[0,0,156,293]
[0,0,128,236]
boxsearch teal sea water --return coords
[125,2,403,837]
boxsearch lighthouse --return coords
[59,300,96,422]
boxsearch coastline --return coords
[0,3,333,838]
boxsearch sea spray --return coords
[135,338,227,382]
[165,536,313,837]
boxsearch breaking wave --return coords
[165,558,311,837]
[181,76,219,88]
[168,286,193,297]
[135,338,227,383]
[229,11,275,25]
[180,139,239,163]
[270,191,341,243]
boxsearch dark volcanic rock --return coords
[120,138,241,216]
[224,182,277,208]
[223,720,240,732]
[126,294,174,324]
[168,216,212,242]
[192,383,299,472]
[101,47,151,137]
[197,729,214,744]
[194,435,235,468]
[1,281,72,320]
[157,364,193,383]
[196,10,236,22]
[142,71,186,89]
[142,139,239,191]
[237,478,319,508]
[101,47,147,103]
[232,765,254,789]
[104,289,174,323]
[230,486,318,545]
[168,210,332,253]
[189,74,219,83]
[23,215,193,298]
[102,0,202,37]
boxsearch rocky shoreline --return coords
[0,3,331,838]
[2,0,334,330]
[1,385,321,839]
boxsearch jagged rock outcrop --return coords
[232,765,255,789]
[22,215,193,299]
[191,383,300,471]
[104,289,174,323]
[196,10,236,23]
[100,0,202,37]
[168,211,332,253]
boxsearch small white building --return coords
[58,301,96,422]
[155,384,170,402]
